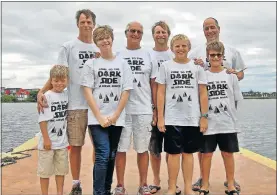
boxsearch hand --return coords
[193,58,204,67]
[43,138,52,150]
[95,52,101,58]
[151,111,157,126]
[200,117,208,133]
[157,118,166,133]
[37,92,48,114]
[225,68,237,74]
[97,115,111,128]
[108,113,119,126]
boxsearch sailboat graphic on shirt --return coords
[114,95,119,101]
[172,94,176,99]
[137,81,141,87]
[214,106,220,114]
[57,128,63,136]
[188,95,192,101]
[51,127,56,133]
[110,92,114,97]
[177,95,183,102]
[133,78,137,83]
[183,92,187,97]
[99,93,103,99]
[209,105,213,111]
[219,103,223,108]
[224,105,228,111]
[103,95,109,103]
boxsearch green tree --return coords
[29,90,38,102]
[1,95,16,102]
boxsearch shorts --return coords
[164,126,203,154]
[37,148,69,178]
[148,125,164,155]
[201,133,239,153]
[117,114,152,153]
[67,109,88,146]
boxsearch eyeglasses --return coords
[127,29,143,34]
[209,53,223,58]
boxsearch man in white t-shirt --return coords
[147,21,181,195]
[189,17,244,192]
[37,9,99,195]
[113,21,157,195]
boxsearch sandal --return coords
[224,180,241,191]
[149,185,161,194]
[192,178,202,191]
[226,190,240,195]
[199,189,209,195]
[176,186,181,195]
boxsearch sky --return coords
[2,1,276,92]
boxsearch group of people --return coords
[36,8,246,195]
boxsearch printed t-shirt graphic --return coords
[38,90,69,150]
[148,49,174,72]
[81,56,134,126]
[57,38,99,110]
[205,70,243,135]
[116,48,157,114]
[156,60,207,126]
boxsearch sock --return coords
[73,180,81,186]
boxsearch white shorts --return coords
[118,114,152,153]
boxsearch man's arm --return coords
[157,83,166,132]
[151,78,158,125]
[199,84,209,132]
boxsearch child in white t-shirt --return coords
[37,65,69,195]
[199,41,243,195]
[156,34,209,195]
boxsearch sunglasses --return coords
[127,29,143,34]
[209,53,223,58]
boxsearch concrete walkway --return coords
[2,133,276,195]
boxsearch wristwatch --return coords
[152,104,156,111]
[201,113,208,118]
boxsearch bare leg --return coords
[138,151,149,186]
[167,153,180,194]
[40,178,49,195]
[150,154,161,186]
[181,153,194,195]
[200,153,213,192]
[70,146,82,181]
[115,152,126,186]
[221,151,237,192]
[55,175,65,195]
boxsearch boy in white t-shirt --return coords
[156,34,208,195]
[198,41,243,195]
[37,65,69,195]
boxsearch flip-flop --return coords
[224,181,241,192]
[225,190,240,195]
[199,189,210,195]
[176,186,181,195]
[192,178,202,191]
[149,185,161,194]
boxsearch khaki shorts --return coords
[67,109,88,146]
[37,148,69,178]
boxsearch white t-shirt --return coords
[189,43,246,71]
[81,56,134,126]
[57,38,99,110]
[38,90,69,150]
[205,70,243,135]
[116,48,157,114]
[148,49,174,73]
[156,60,207,126]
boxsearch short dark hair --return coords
[151,21,171,36]
[75,9,96,25]
[203,17,220,28]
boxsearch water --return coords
[1,100,276,160]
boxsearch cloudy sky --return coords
[2,2,276,92]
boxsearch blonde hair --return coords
[93,25,114,44]
[152,21,171,36]
[170,34,191,50]
[206,41,225,59]
[50,65,69,79]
